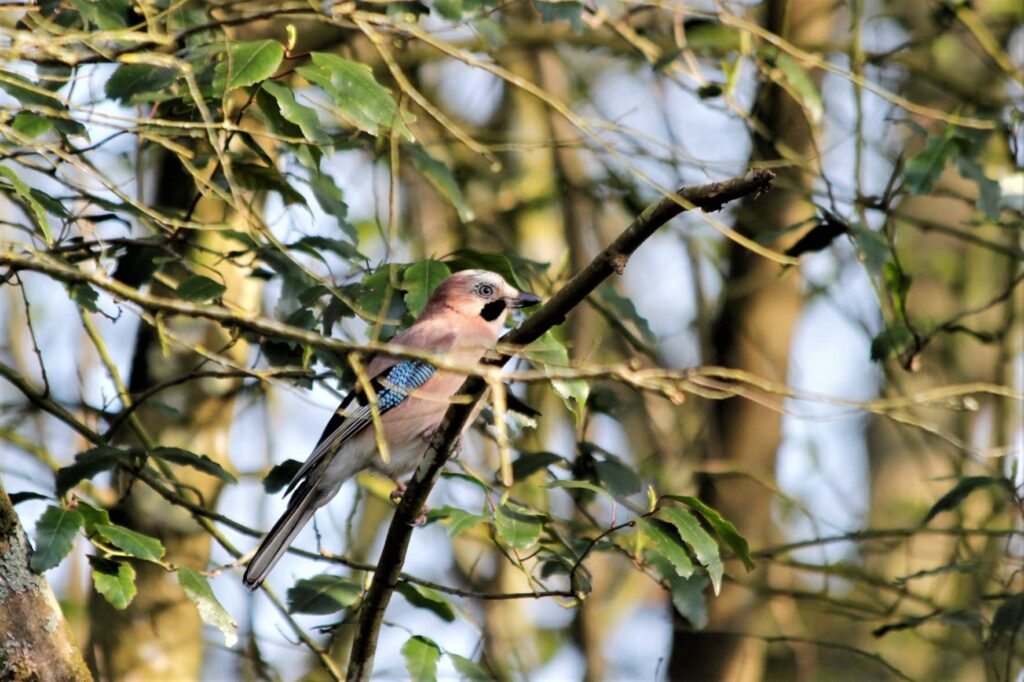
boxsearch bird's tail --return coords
[243,487,319,591]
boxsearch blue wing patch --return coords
[284,359,436,495]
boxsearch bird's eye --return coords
[477,283,495,297]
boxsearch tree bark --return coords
[0,479,91,681]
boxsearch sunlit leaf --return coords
[287,574,362,614]
[638,518,694,578]
[297,53,413,139]
[427,505,485,537]
[75,500,111,534]
[89,557,136,610]
[494,501,544,550]
[12,112,52,139]
[260,80,330,145]
[660,507,724,594]
[214,40,284,93]
[664,495,754,571]
[402,635,441,682]
[401,260,451,317]
[178,568,237,647]
[30,505,83,573]
[94,524,165,561]
[776,54,822,124]
[0,165,52,243]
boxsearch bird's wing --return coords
[284,329,456,495]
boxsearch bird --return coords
[243,269,541,590]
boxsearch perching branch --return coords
[345,168,776,680]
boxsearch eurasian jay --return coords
[243,269,541,589]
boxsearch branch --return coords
[345,168,776,680]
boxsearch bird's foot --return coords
[389,479,429,525]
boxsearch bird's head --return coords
[422,269,541,330]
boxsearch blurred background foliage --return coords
[0,0,1022,680]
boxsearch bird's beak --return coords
[507,290,542,308]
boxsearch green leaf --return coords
[904,131,957,194]
[105,64,178,103]
[30,505,83,572]
[260,80,331,145]
[597,283,656,344]
[287,574,362,614]
[664,495,754,571]
[660,508,724,595]
[404,144,472,221]
[593,455,641,498]
[68,283,100,313]
[850,225,889,274]
[494,501,544,550]
[262,458,302,494]
[89,557,137,610]
[956,157,1001,220]
[178,568,237,647]
[215,40,284,93]
[452,651,491,675]
[402,635,441,682]
[649,553,709,629]
[638,518,694,578]
[396,582,456,622]
[435,0,463,19]
[297,53,412,139]
[75,501,111,534]
[536,1,584,34]
[548,479,613,499]
[512,451,565,480]
[427,505,485,537]
[152,447,237,484]
[0,71,63,107]
[776,54,823,124]
[12,112,52,139]
[401,260,451,317]
[991,594,1024,638]
[56,446,134,497]
[449,654,492,681]
[923,476,1011,524]
[176,275,226,302]
[870,323,914,362]
[309,172,357,242]
[232,163,306,205]
[882,260,911,321]
[94,524,165,561]
[445,249,525,289]
[0,165,52,243]
[68,0,128,30]
[523,330,588,422]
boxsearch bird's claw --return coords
[390,480,429,525]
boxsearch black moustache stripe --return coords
[480,299,506,321]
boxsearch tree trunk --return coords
[668,0,833,678]
[0,479,91,681]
